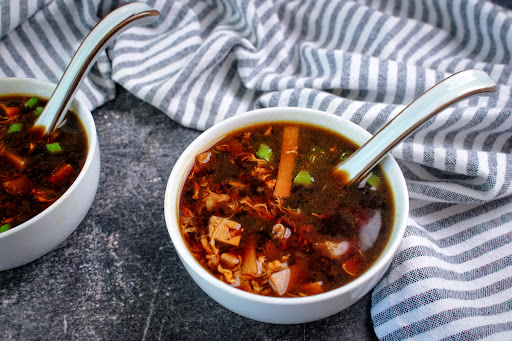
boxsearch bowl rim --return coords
[164,107,408,305]
[0,77,98,239]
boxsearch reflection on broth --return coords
[0,96,87,233]
[178,123,393,297]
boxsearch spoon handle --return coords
[34,3,160,134]
[335,69,497,185]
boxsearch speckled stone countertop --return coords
[0,87,378,341]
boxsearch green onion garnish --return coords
[34,106,44,116]
[25,97,38,109]
[8,123,22,133]
[256,143,273,162]
[46,142,63,154]
[293,170,313,186]
[366,173,382,189]
[0,223,11,233]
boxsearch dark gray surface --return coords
[0,87,378,341]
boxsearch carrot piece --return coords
[0,143,26,170]
[49,163,74,185]
[273,126,299,197]
[299,282,324,296]
[0,104,20,118]
[3,175,32,195]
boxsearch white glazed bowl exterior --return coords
[164,107,408,324]
[0,78,100,271]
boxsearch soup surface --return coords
[0,96,87,233]
[178,123,393,297]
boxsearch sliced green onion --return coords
[366,173,382,189]
[293,170,313,186]
[256,143,272,162]
[34,106,44,116]
[46,142,62,154]
[25,96,38,109]
[0,223,11,233]
[8,123,22,133]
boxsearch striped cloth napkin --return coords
[1,0,511,339]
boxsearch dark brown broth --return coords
[0,96,87,232]
[178,123,393,297]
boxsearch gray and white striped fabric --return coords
[1,0,511,339]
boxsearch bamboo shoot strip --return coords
[273,126,299,197]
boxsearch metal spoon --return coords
[335,69,497,185]
[33,2,160,135]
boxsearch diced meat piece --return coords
[313,239,352,261]
[269,267,291,296]
[220,252,240,269]
[208,216,242,246]
[3,175,32,195]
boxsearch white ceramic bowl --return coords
[0,78,100,271]
[164,107,408,324]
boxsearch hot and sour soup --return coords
[0,96,87,233]
[178,122,394,297]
